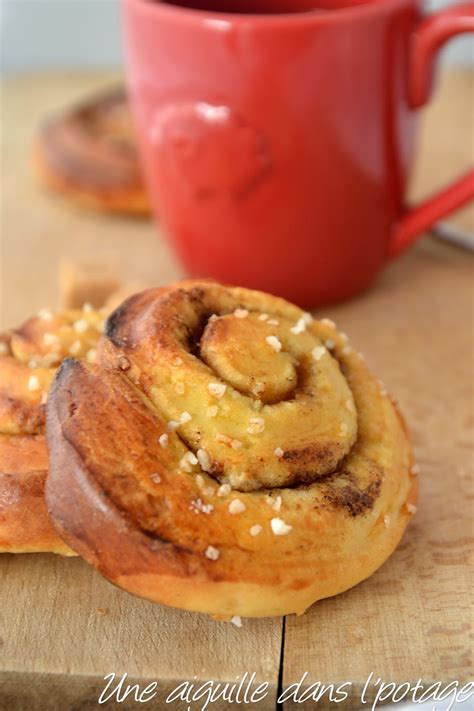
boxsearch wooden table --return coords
[0,70,472,711]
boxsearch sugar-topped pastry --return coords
[45,280,418,617]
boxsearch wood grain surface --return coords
[0,70,473,711]
[283,237,473,709]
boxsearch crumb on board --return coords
[58,258,120,309]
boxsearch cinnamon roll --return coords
[0,306,105,554]
[45,281,417,617]
[33,87,150,215]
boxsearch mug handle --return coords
[389,2,474,257]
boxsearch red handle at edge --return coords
[389,3,474,258]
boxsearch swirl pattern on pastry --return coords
[33,87,150,215]
[0,306,105,554]
[45,281,418,617]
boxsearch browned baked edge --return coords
[0,434,74,555]
[33,143,150,216]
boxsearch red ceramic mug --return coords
[122,0,474,306]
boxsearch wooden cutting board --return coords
[0,70,472,711]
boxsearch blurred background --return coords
[0,0,472,330]
[1,0,473,74]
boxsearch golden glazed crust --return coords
[0,435,69,554]
[45,281,417,617]
[33,87,150,216]
[0,307,106,555]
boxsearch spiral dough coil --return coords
[45,281,418,617]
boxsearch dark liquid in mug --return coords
[156,0,361,14]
